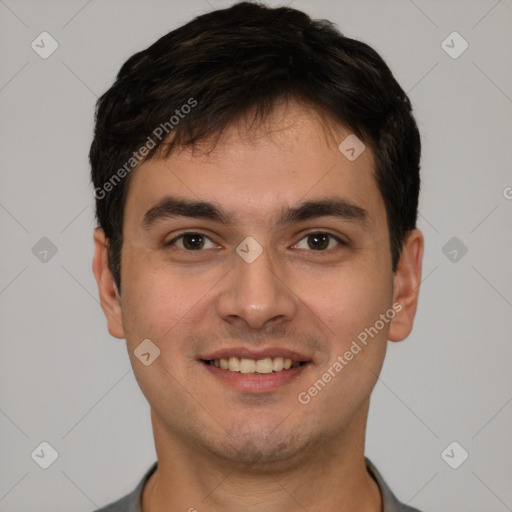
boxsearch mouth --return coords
[199,347,313,393]
[200,352,312,393]
[203,356,309,374]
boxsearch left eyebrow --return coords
[278,197,369,227]
[141,195,370,230]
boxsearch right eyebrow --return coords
[142,196,234,230]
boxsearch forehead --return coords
[123,101,383,229]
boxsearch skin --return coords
[93,100,423,512]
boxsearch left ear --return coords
[388,229,424,342]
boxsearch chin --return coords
[205,423,317,472]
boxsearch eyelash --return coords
[165,231,345,252]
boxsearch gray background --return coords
[1,0,511,510]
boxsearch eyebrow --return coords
[142,195,369,230]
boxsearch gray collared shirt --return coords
[95,458,423,512]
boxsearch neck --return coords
[142,404,381,512]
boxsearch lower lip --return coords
[201,361,310,393]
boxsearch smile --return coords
[204,356,307,374]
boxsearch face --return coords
[94,101,422,469]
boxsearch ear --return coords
[92,228,125,339]
[388,229,424,342]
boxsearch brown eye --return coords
[167,233,216,251]
[182,233,205,250]
[307,233,330,250]
[293,232,343,251]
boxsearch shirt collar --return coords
[125,458,417,512]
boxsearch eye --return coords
[166,232,217,251]
[292,232,343,251]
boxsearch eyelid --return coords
[301,229,346,242]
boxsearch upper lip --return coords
[200,347,312,362]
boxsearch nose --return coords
[216,244,298,330]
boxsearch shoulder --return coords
[94,492,133,512]
[92,462,158,512]
[365,458,425,512]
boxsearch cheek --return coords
[119,261,208,402]
[119,248,206,346]
[299,270,390,414]
[297,262,392,339]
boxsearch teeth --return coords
[256,358,273,374]
[272,357,284,371]
[239,358,256,374]
[228,356,240,372]
[210,356,302,374]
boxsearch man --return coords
[91,2,424,511]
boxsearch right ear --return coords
[92,228,125,339]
